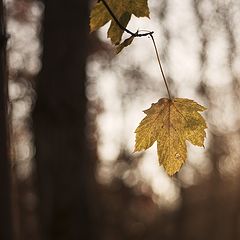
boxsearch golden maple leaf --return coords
[134,98,207,176]
[90,0,149,45]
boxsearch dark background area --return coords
[1,0,240,240]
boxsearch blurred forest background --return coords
[1,0,240,239]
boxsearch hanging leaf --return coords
[90,0,149,45]
[116,35,135,54]
[134,98,207,176]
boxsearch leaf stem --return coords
[149,34,171,99]
[98,0,171,98]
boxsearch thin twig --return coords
[98,0,153,37]
[98,0,171,98]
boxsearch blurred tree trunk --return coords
[0,1,12,240]
[32,0,98,239]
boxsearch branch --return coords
[98,0,154,37]
[97,0,171,98]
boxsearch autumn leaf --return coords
[116,35,135,54]
[134,98,207,176]
[90,0,149,45]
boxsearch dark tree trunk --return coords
[32,0,97,239]
[0,1,12,240]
